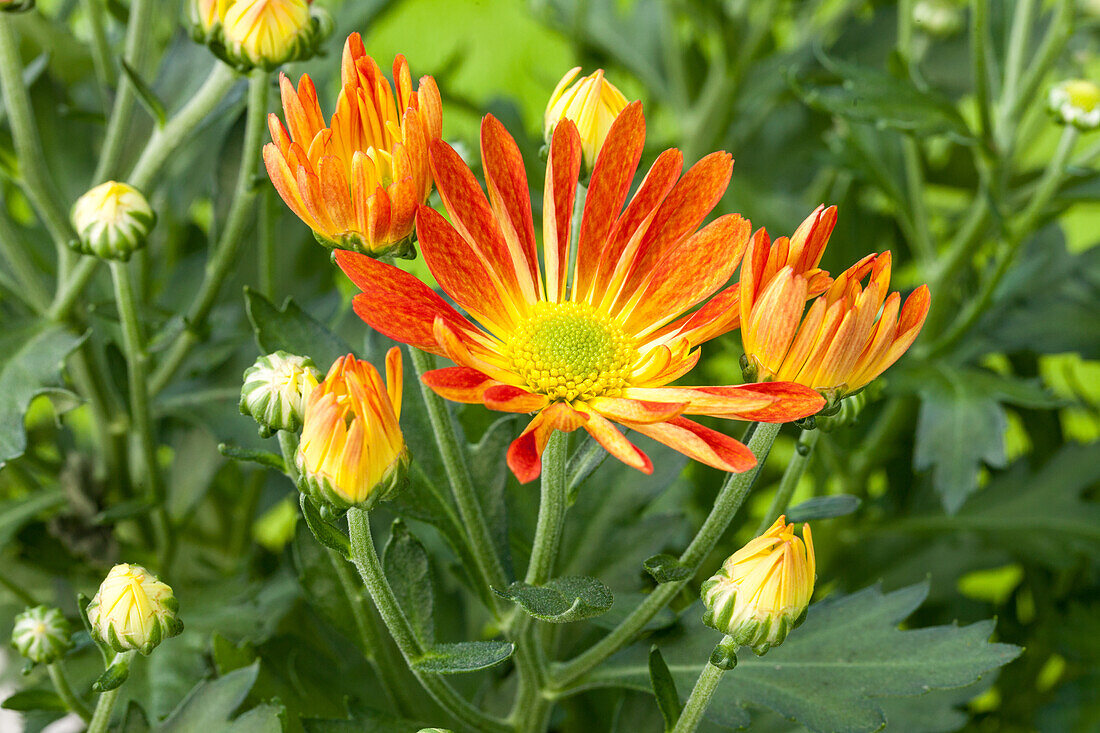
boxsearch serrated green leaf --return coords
[382,519,434,644]
[156,662,282,733]
[219,443,286,472]
[648,646,680,731]
[244,288,352,370]
[494,576,613,623]
[120,59,167,127]
[787,495,862,523]
[583,583,1020,733]
[643,554,691,584]
[411,641,514,674]
[1,689,66,712]
[0,323,86,464]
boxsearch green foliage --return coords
[155,663,283,733]
[383,519,435,644]
[495,576,614,623]
[411,641,515,674]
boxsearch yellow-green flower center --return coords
[508,301,635,403]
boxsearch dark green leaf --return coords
[0,488,66,548]
[643,554,691,584]
[0,323,86,464]
[156,662,283,733]
[300,494,350,558]
[218,443,286,472]
[786,495,862,522]
[411,641,514,674]
[584,583,1020,733]
[245,288,353,369]
[382,519,434,644]
[2,689,66,712]
[494,576,613,623]
[469,414,520,576]
[648,646,680,731]
[120,59,167,127]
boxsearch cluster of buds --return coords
[86,564,183,655]
[701,517,816,657]
[296,349,409,513]
[189,0,332,71]
[544,67,630,174]
[69,181,156,261]
[11,606,72,665]
[240,351,321,437]
[1049,79,1100,131]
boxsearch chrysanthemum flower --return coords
[264,34,443,257]
[545,67,630,172]
[701,516,815,655]
[1048,79,1100,130]
[335,103,825,482]
[297,348,409,511]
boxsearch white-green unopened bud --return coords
[87,564,183,655]
[240,351,321,437]
[1049,80,1100,131]
[11,606,73,665]
[912,0,963,37]
[70,181,156,261]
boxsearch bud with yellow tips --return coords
[69,181,156,261]
[701,517,815,655]
[191,0,331,71]
[240,351,321,437]
[544,67,630,172]
[86,564,183,656]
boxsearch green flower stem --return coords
[407,347,508,613]
[996,0,1035,140]
[259,188,278,297]
[46,257,98,322]
[128,63,241,191]
[671,638,735,733]
[109,260,170,564]
[1007,0,1073,125]
[93,0,154,183]
[47,662,92,722]
[550,422,782,692]
[80,0,114,112]
[0,204,50,312]
[86,652,135,733]
[148,68,269,396]
[756,428,820,534]
[346,508,511,733]
[969,0,995,150]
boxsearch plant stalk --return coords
[671,638,735,733]
[756,428,820,534]
[47,663,92,722]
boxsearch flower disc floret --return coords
[508,301,634,403]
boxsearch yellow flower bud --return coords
[1049,79,1100,130]
[544,67,630,172]
[188,0,228,40]
[11,606,73,665]
[297,348,409,512]
[70,181,156,261]
[240,351,321,437]
[86,564,183,655]
[701,517,815,655]
[217,0,331,71]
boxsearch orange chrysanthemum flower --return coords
[335,103,825,482]
[741,243,931,399]
[263,33,442,257]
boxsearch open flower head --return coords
[545,67,630,172]
[11,606,73,665]
[70,181,156,261]
[336,104,825,483]
[741,247,931,402]
[297,348,409,511]
[265,34,443,257]
[1049,79,1100,130]
[240,351,321,437]
[86,564,182,656]
[701,517,815,655]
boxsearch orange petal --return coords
[481,115,540,293]
[688,383,825,422]
[575,406,652,474]
[587,396,687,424]
[484,385,550,413]
[507,403,587,483]
[420,366,499,403]
[543,120,582,302]
[621,416,756,473]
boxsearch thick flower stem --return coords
[407,347,508,612]
[86,652,135,733]
[550,422,782,691]
[346,509,511,733]
[46,663,92,722]
[756,428,820,534]
[671,637,736,733]
[149,68,270,396]
[109,261,170,566]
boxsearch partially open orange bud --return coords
[701,517,815,655]
[544,67,630,172]
[296,348,409,512]
[264,34,442,257]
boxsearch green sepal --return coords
[299,493,350,559]
[644,554,692,584]
[93,655,132,692]
[296,449,410,516]
[313,229,418,260]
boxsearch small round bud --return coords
[297,349,409,513]
[11,606,73,665]
[211,0,332,71]
[187,0,223,42]
[701,518,815,656]
[87,564,183,655]
[70,181,156,261]
[544,68,630,173]
[1049,79,1100,131]
[912,0,963,38]
[240,351,321,437]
